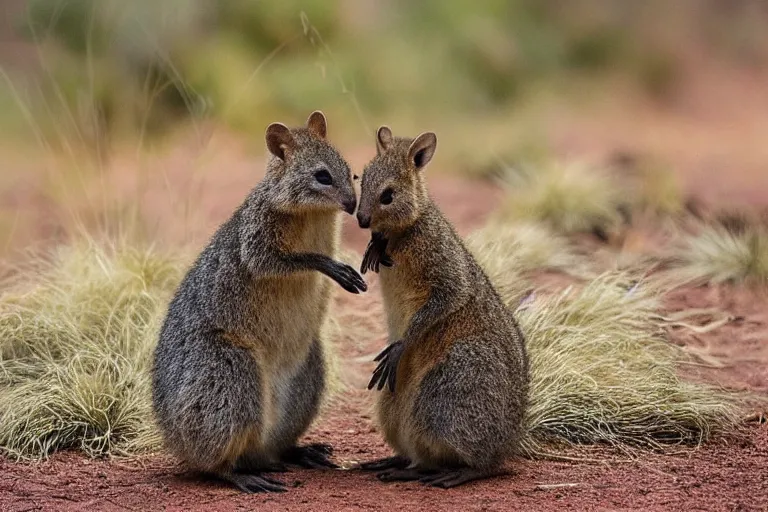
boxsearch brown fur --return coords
[357,127,529,487]
[152,111,365,493]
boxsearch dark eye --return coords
[314,169,333,185]
[380,188,394,205]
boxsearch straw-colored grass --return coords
[0,239,352,460]
[517,272,743,456]
[0,230,745,461]
[495,160,625,236]
[669,221,768,285]
[628,160,684,218]
[466,221,590,306]
[466,221,744,454]
[0,239,186,459]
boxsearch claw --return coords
[361,239,375,274]
[361,233,393,274]
[387,363,396,392]
[376,366,389,391]
[281,444,338,469]
[418,468,500,488]
[377,468,430,482]
[367,363,386,390]
[358,455,411,471]
[373,343,396,361]
[306,442,333,455]
[368,340,405,392]
[333,262,367,293]
[224,472,287,493]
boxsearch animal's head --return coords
[264,111,356,215]
[356,126,437,233]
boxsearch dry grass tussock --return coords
[0,227,745,460]
[466,220,591,305]
[495,160,625,236]
[0,239,187,459]
[516,272,743,457]
[668,220,768,286]
[0,240,352,459]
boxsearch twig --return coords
[535,483,582,490]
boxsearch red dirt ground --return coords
[1,171,767,512]
[3,61,768,512]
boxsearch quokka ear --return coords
[407,132,437,170]
[265,122,295,161]
[376,125,394,154]
[306,110,328,139]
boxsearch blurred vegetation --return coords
[1,0,767,154]
[0,239,182,458]
[495,160,626,238]
[0,232,746,460]
[670,215,768,286]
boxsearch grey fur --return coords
[358,128,529,484]
[266,337,326,454]
[414,334,527,470]
[152,112,363,491]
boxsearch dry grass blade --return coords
[518,272,743,457]
[0,232,747,461]
[0,240,356,459]
[668,221,768,285]
[495,160,625,236]
[0,238,186,459]
[466,221,590,306]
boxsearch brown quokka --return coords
[355,126,529,488]
[152,111,367,493]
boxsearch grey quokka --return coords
[152,111,366,493]
[356,126,529,488]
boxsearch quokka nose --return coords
[343,198,357,215]
[357,214,371,229]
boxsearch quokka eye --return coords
[380,188,394,205]
[314,169,333,185]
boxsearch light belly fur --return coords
[376,266,429,460]
[379,266,427,341]
[253,214,338,450]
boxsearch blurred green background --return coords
[2,0,768,156]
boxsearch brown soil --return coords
[1,172,767,512]
[3,59,768,512]
[1,415,766,512]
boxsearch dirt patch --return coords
[665,284,768,395]
[4,60,768,509]
[1,399,766,511]
[1,175,768,511]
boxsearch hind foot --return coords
[223,472,287,493]
[376,467,438,482]
[418,467,502,488]
[234,455,291,474]
[258,461,291,473]
[281,443,338,469]
[359,455,411,471]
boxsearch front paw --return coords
[281,443,338,469]
[367,340,406,392]
[330,261,368,294]
[361,233,393,274]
